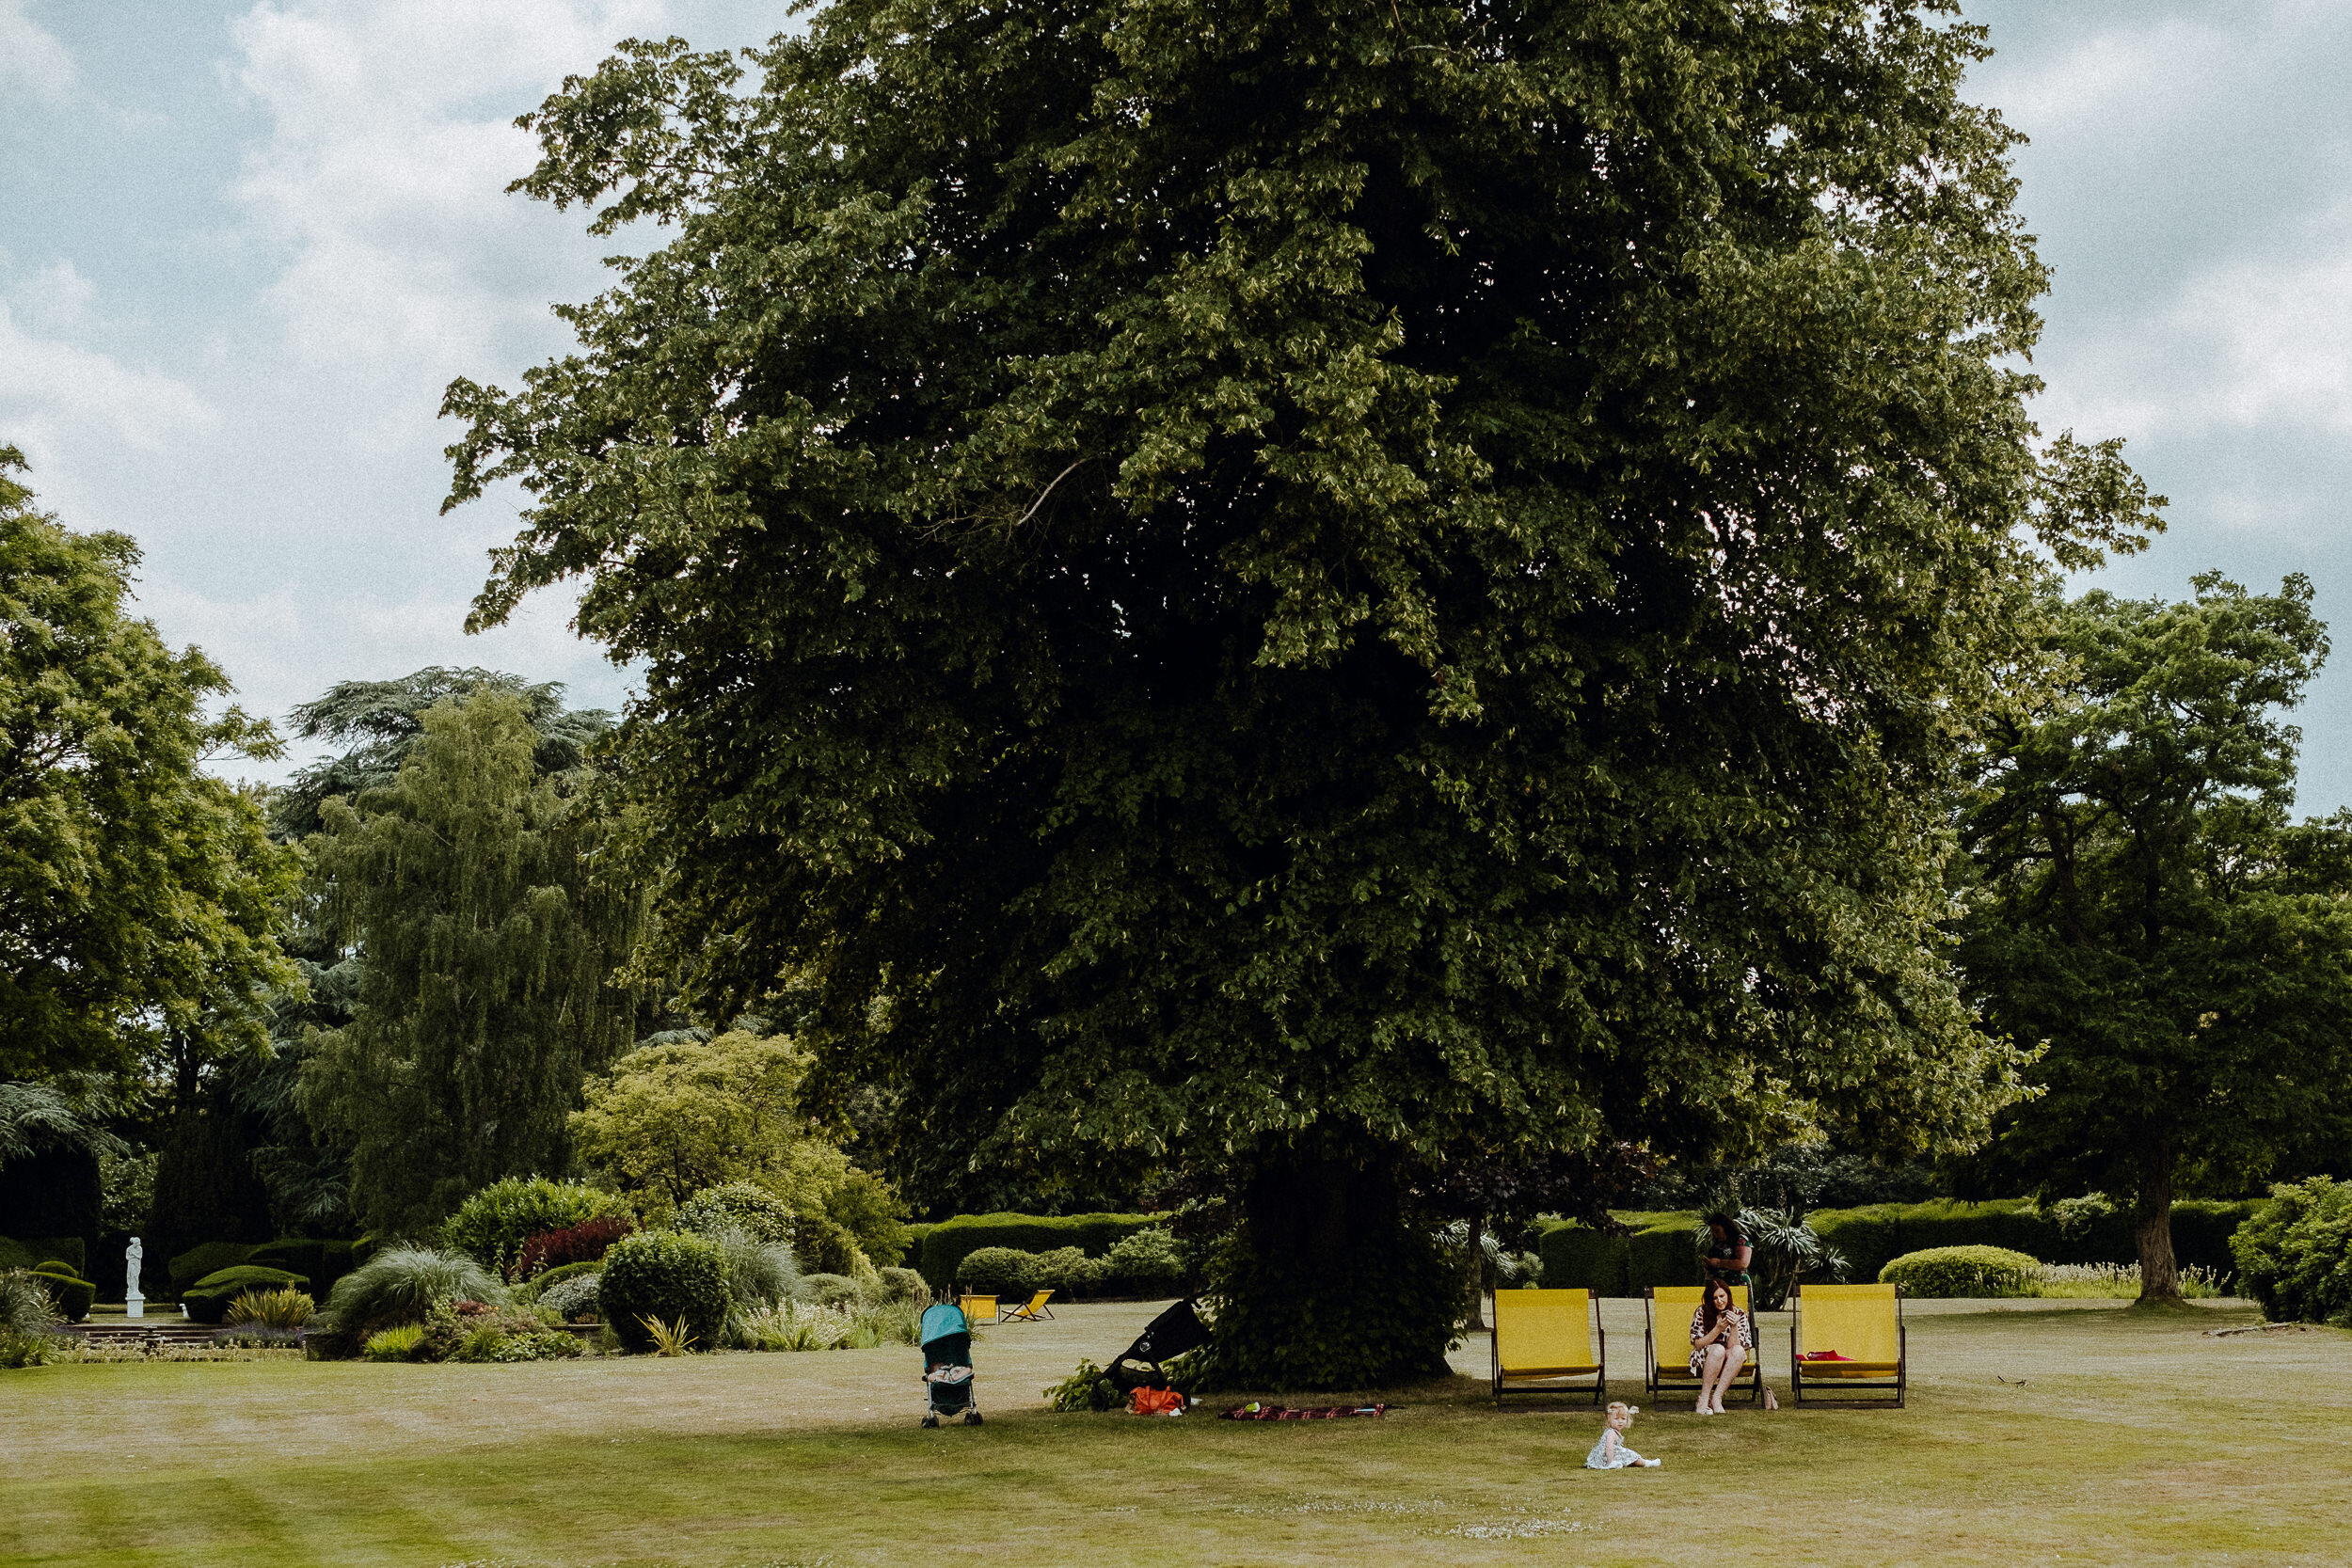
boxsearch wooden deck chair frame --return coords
[1788,1282,1907,1407]
[999,1289,1056,1323]
[1644,1285,1765,1406]
[957,1293,999,1325]
[1489,1288,1606,1406]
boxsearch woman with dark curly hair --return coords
[1701,1212,1752,1290]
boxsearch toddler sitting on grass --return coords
[1585,1402,1661,1469]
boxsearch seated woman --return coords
[1701,1212,1752,1291]
[1688,1278,1751,1415]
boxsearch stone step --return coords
[61,1322,219,1344]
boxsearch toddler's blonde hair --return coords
[1605,1401,1638,1427]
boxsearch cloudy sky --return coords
[5,2,2350,803]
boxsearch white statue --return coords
[124,1236,144,1321]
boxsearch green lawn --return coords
[5,1297,2344,1567]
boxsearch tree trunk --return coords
[2134,1140,2180,1302]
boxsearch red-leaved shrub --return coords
[516,1215,638,1278]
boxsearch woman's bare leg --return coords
[1700,1343,1729,1413]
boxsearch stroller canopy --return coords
[919,1302,970,1349]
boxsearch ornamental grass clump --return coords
[364,1323,426,1362]
[225,1287,315,1330]
[317,1247,504,1354]
[0,1269,57,1335]
[1880,1245,2040,1298]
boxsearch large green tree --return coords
[1957,575,2352,1299]
[300,693,647,1233]
[443,3,2148,1383]
[0,447,298,1079]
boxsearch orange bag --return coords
[1130,1386,1185,1416]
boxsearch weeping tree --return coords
[300,694,648,1234]
[443,1,2153,1386]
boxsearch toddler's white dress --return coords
[1585,1430,1645,1469]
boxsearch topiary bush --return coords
[796,1272,866,1308]
[598,1230,730,1354]
[876,1266,930,1304]
[168,1242,256,1296]
[30,1265,94,1322]
[2231,1178,2352,1324]
[319,1246,505,1347]
[1096,1227,1188,1298]
[956,1246,1040,1295]
[182,1265,310,1324]
[1879,1245,2039,1299]
[442,1178,628,1275]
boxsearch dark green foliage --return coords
[13,1236,85,1276]
[1880,1245,2038,1298]
[917,1212,1167,1292]
[1194,1219,1458,1391]
[302,696,648,1235]
[168,1242,255,1295]
[823,1170,912,1270]
[1958,576,2352,1296]
[182,1265,309,1325]
[271,667,612,841]
[28,1265,93,1321]
[0,450,300,1079]
[1535,1225,1630,1298]
[1807,1198,2259,1284]
[597,1230,729,1353]
[445,0,2131,1384]
[441,1179,625,1275]
[1096,1227,1190,1299]
[0,1238,30,1273]
[1045,1358,1122,1413]
[0,1083,119,1273]
[149,1088,275,1282]
[2230,1179,2352,1325]
[246,1239,357,1300]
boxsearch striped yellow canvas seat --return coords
[1790,1282,1907,1407]
[1490,1288,1605,1404]
[1645,1284,1763,1404]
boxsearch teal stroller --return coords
[919,1302,982,1427]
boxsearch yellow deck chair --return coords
[1789,1283,1906,1406]
[957,1293,999,1325]
[1490,1288,1605,1404]
[1645,1284,1763,1405]
[999,1289,1056,1323]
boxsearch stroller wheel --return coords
[963,1411,984,1426]
[921,1414,939,1428]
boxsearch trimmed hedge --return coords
[598,1231,730,1354]
[31,1265,95,1321]
[169,1242,256,1295]
[1,1236,87,1276]
[916,1212,1167,1291]
[1810,1198,2265,1283]
[1535,1213,1700,1296]
[182,1265,309,1325]
[1880,1245,2038,1298]
[247,1239,357,1300]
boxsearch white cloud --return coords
[2171,238,2352,435]
[0,0,76,106]
[0,274,216,456]
[226,0,682,438]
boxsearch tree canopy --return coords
[0,446,299,1079]
[300,692,647,1234]
[446,2,2154,1382]
[1957,575,2352,1297]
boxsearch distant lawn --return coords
[7,1297,2346,1567]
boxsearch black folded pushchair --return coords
[919,1302,982,1427]
[1104,1296,1212,1395]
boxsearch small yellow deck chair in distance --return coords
[1789,1282,1906,1407]
[1000,1289,1056,1323]
[1490,1288,1605,1404]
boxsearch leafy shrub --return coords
[183,1266,310,1325]
[0,1269,58,1334]
[876,1266,930,1304]
[539,1272,601,1320]
[224,1288,315,1330]
[1094,1227,1188,1298]
[212,1325,305,1349]
[529,1259,602,1294]
[797,1272,866,1308]
[957,1246,1041,1295]
[917,1212,1167,1292]
[31,1265,95,1321]
[167,1242,256,1296]
[2231,1177,2352,1324]
[0,1328,61,1368]
[822,1169,913,1268]
[516,1215,636,1278]
[1880,1245,2039,1298]
[677,1182,797,1245]
[363,1324,426,1362]
[1045,1358,1120,1412]
[320,1246,504,1343]
[442,1179,627,1275]
[409,1297,552,1362]
[485,1331,584,1362]
[598,1231,730,1354]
